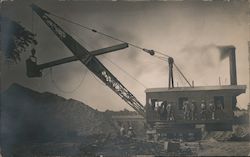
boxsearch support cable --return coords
[174,66,185,87]
[49,12,171,58]
[173,63,192,87]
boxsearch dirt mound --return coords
[1,83,118,144]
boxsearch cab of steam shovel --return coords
[145,85,246,133]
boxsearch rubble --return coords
[80,137,194,156]
[203,125,250,141]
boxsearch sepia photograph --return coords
[1,0,250,156]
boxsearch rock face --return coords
[1,83,118,144]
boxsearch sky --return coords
[1,0,250,111]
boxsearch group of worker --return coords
[119,125,135,138]
[151,101,175,121]
[184,99,224,120]
[150,99,224,121]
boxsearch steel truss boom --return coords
[30,4,145,116]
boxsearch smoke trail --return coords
[217,45,235,61]
[180,44,235,66]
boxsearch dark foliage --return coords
[1,16,37,63]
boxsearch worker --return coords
[166,103,174,121]
[161,101,167,120]
[183,101,190,120]
[162,101,167,120]
[159,103,163,120]
[200,100,207,120]
[217,101,223,110]
[157,103,163,120]
[120,125,125,137]
[190,100,196,120]
[127,126,135,138]
[149,99,155,111]
[208,101,216,120]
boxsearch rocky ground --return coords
[4,138,250,156]
[198,140,250,156]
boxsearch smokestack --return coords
[218,45,237,85]
[229,47,237,85]
[218,45,237,110]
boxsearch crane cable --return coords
[47,11,191,87]
[49,67,88,94]
[49,12,170,58]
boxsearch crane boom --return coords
[30,4,145,116]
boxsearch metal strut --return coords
[168,57,174,88]
[29,4,145,116]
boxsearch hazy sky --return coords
[2,0,250,111]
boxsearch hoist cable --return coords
[31,9,35,49]
[31,9,34,33]
[49,67,87,93]
[89,71,107,86]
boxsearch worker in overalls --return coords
[208,101,216,120]
[161,101,167,120]
[120,125,125,137]
[127,126,135,138]
[183,101,190,120]
[166,103,174,121]
[190,100,196,120]
[149,98,155,111]
[157,103,162,120]
[200,100,207,120]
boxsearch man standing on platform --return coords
[190,100,197,120]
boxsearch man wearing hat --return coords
[190,100,197,120]
[183,101,190,120]
[200,100,207,120]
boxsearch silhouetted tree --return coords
[1,16,37,63]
